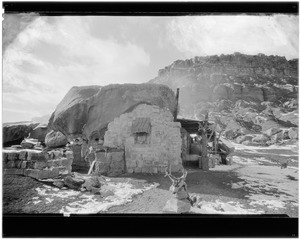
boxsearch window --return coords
[132,118,151,144]
[134,132,149,144]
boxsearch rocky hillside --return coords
[150,53,298,137]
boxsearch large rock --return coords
[81,176,101,191]
[21,138,38,149]
[224,129,235,140]
[29,123,49,142]
[49,84,177,141]
[272,131,284,142]
[48,85,101,137]
[64,176,85,190]
[3,122,39,146]
[273,109,298,127]
[252,134,270,145]
[243,140,259,146]
[236,135,254,144]
[45,130,68,148]
[264,127,282,137]
[288,127,298,139]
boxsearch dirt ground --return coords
[2,143,298,217]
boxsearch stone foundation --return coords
[3,148,73,180]
[103,104,183,173]
[94,149,125,176]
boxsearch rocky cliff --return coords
[150,53,298,135]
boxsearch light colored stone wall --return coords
[103,104,183,173]
[3,148,73,179]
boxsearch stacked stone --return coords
[3,148,73,180]
[103,104,183,174]
[94,150,125,176]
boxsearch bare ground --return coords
[3,143,298,217]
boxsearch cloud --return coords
[3,16,151,122]
[167,15,298,60]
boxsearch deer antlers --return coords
[164,168,187,182]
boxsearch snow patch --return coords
[36,187,80,198]
[45,198,54,204]
[59,182,159,214]
[249,198,285,209]
[191,200,264,214]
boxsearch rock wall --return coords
[150,53,298,136]
[103,104,183,173]
[3,148,73,179]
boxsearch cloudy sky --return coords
[3,14,298,123]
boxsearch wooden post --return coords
[214,133,217,154]
[200,113,209,170]
[174,88,180,122]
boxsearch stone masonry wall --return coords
[3,148,73,180]
[103,104,183,173]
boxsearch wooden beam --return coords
[200,113,209,170]
[174,88,180,122]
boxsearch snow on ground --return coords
[230,143,298,212]
[33,182,159,214]
[60,182,159,214]
[232,142,298,152]
[36,185,80,198]
[190,200,264,214]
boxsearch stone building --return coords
[95,103,183,175]
[47,83,185,175]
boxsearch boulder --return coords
[21,138,38,149]
[271,131,284,142]
[243,140,259,146]
[53,180,65,188]
[30,123,49,142]
[288,127,298,139]
[81,176,101,191]
[236,135,254,144]
[48,85,101,137]
[64,176,85,190]
[163,198,191,213]
[264,127,282,137]
[100,189,114,198]
[252,134,270,145]
[45,130,68,148]
[273,109,298,127]
[91,187,101,195]
[224,129,235,140]
[48,84,177,141]
[240,127,254,135]
[3,121,39,146]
